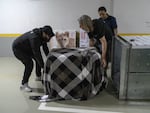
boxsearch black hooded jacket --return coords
[12,28,49,68]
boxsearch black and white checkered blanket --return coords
[42,47,105,101]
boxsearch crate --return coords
[112,36,150,100]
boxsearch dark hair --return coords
[42,25,55,37]
[98,6,107,12]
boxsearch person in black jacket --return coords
[12,25,55,92]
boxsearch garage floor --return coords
[0,57,150,113]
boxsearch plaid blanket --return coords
[43,47,105,101]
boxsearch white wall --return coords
[0,0,112,33]
[113,0,150,34]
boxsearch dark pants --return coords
[13,48,41,85]
[35,60,42,77]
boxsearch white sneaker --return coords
[35,76,42,81]
[41,95,49,100]
[20,83,32,92]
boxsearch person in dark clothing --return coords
[95,18,113,63]
[78,15,107,70]
[12,25,55,92]
[98,7,116,78]
[92,18,113,57]
[78,15,113,89]
[98,6,118,36]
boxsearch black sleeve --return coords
[29,37,44,68]
[42,42,49,56]
[88,32,94,39]
[104,22,113,41]
[93,19,105,40]
[111,16,118,29]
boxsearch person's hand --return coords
[101,57,107,68]
[41,68,44,74]
[89,38,95,47]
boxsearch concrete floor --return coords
[0,57,150,113]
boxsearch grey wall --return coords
[113,0,150,33]
[0,38,15,57]
[0,0,111,33]
[0,0,112,57]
